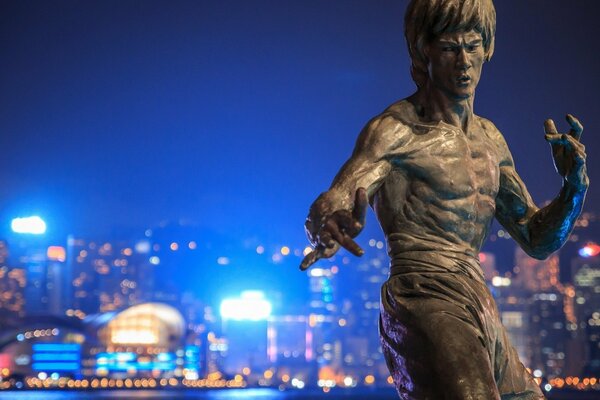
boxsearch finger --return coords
[338,234,365,257]
[544,133,567,145]
[331,209,353,228]
[562,134,585,152]
[300,247,321,271]
[352,188,368,227]
[544,119,558,135]
[574,151,586,165]
[325,218,348,245]
[319,230,336,249]
[324,217,364,256]
[566,114,583,140]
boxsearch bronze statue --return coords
[300,0,588,398]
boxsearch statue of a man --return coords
[300,0,588,398]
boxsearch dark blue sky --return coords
[1,0,599,249]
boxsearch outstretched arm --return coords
[300,114,405,270]
[495,115,588,260]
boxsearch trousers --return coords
[379,250,545,400]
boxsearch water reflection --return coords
[0,388,399,400]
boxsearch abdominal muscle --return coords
[373,160,498,259]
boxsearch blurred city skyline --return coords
[0,1,599,396]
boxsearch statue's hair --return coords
[404,0,496,88]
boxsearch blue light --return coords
[33,343,80,352]
[157,352,175,362]
[95,352,176,371]
[16,334,24,341]
[11,216,46,234]
[32,362,80,371]
[33,353,80,361]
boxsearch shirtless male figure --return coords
[300,0,588,399]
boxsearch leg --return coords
[495,327,546,400]
[381,309,501,400]
[380,272,503,400]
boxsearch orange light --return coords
[47,246,66,262]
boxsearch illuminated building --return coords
[0,317,86,379]
[67,237,151,315]
[494,283,531,368]
[219,291,272,377]
[336,240,389,379]
[504,248,568,377]
[22,247,50,315]
[513,248,561,292]
[570,250,600,375]
[266,315,309,364]
[0,241,26,316]
[306,266,340,373]
[87,303,188,377]
[46,246,68,315]
[0,303,189,380]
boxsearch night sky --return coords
[1,1,599,255]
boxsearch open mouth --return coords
[457,75,470,83]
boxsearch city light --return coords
[11,216,46,234]
[579,243,600,258]
[492,276,511,287]
[47,246,66,262]
[220,291,272,321]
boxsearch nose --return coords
[457,48,471,70]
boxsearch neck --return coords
[413,82,475,134]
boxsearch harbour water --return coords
[0,388,399,400]
[0,388,598,400]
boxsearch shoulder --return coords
[476,116,514,166]
[354,103,412,156]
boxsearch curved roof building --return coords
[86,303,185,349]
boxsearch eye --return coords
[466,44,480,52]
[442,46,455,52]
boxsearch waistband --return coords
[390,250,485,282]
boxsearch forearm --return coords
[527,180,588,259]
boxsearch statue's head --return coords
[405,0,496,88]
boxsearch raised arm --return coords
[494,115,588,260]
[300,114,405,270]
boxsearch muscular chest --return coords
[391,126,500,199]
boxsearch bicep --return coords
[328,115,401,204]
[329,155,391,202]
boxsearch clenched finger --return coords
[325,219,348,245]
[319,230,336,249]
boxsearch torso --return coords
[374,100,504,257]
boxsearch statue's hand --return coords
[300,188,368,271]
[544,114,588,190]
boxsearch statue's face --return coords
[425,30,484,100]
